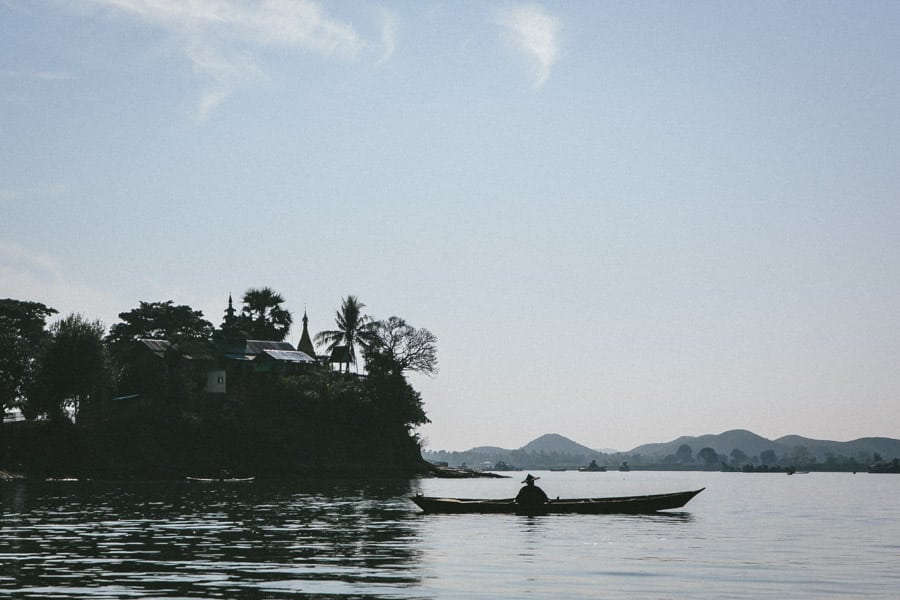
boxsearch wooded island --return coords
[0,291,436,479]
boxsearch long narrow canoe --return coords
[186,476,255,483]
[410,488,704,515]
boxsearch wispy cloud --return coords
[496,3,562,88]
[80,0,375,119]
[0,240,117,327]
[375,8,398,67]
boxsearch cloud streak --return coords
[375,8,398,67]
[0,240,117,327]
[497,3,562,88]
[82,0,369,118]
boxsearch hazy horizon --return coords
[3,1,899,452]
[421,427,900,454]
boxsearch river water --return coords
[1,471,898,599]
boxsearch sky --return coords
[2,1,899,452]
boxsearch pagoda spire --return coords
[219,293,241,338]
[297,307,317,359]
[224,293,237,324]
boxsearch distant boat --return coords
[491,461,519,471]
[549,467,567,472]
[578,460,606,472]
[187,476,255,483]
[618,462,630,472]
[410,488,705,515]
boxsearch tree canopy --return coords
[107,300,213,352]
[239,287,293,341]
[697,447,719,466]
[0,299,57,415]
[365,316,438,376]
[29,314,108,421]
[675,444,694,464]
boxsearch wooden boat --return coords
[410,488,704,515]
[186,476,255,483]
[578,460,606,472]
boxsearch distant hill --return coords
[630,429,777,459]
[423,433,609,470]
[629,430,900,463]
[423,430,900,470]
[521,433,600,456]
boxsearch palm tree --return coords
[240,287,293,341]
[315,295,375,372]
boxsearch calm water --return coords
[1,471,898,599]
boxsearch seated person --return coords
[515,473,549,508]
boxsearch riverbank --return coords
[427,465,507,478]
[1,419,434,481]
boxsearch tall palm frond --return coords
[315,295,375,372]
[240,287,292,341]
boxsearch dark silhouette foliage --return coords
[366,316,438,376]
[107,301,213,351]
[239,287,293,341]
[0,299,56,417]
[28,314,109,421]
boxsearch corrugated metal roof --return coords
[257,349,315,363]
[138,339,171,357]
[138,339,171,351]
[217,339,296,355]
[245,340,295,354]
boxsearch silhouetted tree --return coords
[697,447,718,466]
[0,299,56,419]
[107,301,213,350]
[789,445,812,466]
[29,314,109,421]
[365,351,430,432]
[365,316,438,376]
[760,449,778,466]
[730,448,748,466]
[240,287,293,341]
[675,444,694,464]
[105,301,214,393]
[316,295,375,372]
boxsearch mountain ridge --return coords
[423,430,900,469]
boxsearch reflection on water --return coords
[1,479,424,599]
[3,472,899,599]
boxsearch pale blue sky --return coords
[2,1,899,451]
